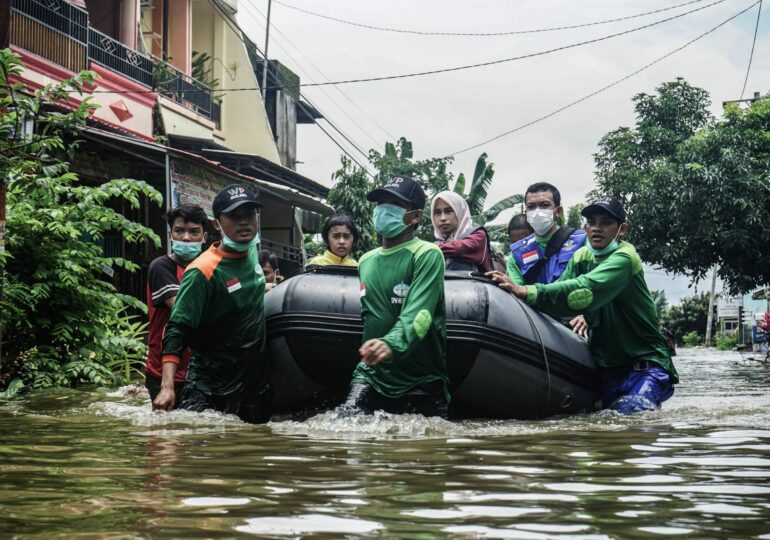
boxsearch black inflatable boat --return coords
[265,266,601,419]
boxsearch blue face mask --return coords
[171,240,203,261]
[217,220,260,252]
[373,203,413,239]
[587,229,621,257]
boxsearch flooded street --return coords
[2,349,770,538]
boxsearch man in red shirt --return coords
[145,203,207,410]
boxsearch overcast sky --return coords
[237,0,767,303]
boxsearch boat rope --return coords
[517,298,552,413]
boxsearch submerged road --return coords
[1,348,769,538]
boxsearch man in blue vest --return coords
[501,182,588,335]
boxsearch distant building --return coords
[8,0,332,297]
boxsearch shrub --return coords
[682,331,702,348]
[715,334,737,351]
[0,49,161,390]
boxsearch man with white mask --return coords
[506,182,586,286]
[502,182,588,336]
[489,198,678,415]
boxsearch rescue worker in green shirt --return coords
[489,197,678,414]
[161,184,270,423]
[343,175,451,418]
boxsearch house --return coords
[7,0,332,297]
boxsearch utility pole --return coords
[722,91,763,108]
[260,0,273,100]
[709,91,765,346]
[705,267,717,346]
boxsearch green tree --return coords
[650,289,668,318]
[591,78,770,294]
[326,138,454,256]
[0,49,162,391]
[660,292,716,345]
[325,142,522,258]
[451,153,523,227]
[566,203,583,229]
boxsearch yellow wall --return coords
[187,0,279,163]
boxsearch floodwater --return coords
[1,349,769,539]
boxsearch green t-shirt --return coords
[163,243,267,397]
[525,241,678,382]
[352,238,450,400]
[506,232,552,285]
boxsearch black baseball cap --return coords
[581,196,626,223]
[212,184,261,217]
[366,176,426,209]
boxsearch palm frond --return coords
[481,193,524,224]
[453,173,466,196]
[468,153,494,215]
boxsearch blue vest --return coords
[511,228,587,284]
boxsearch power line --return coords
[275,0,729,88]
[240,0,397,144]
[238,0,384,151]
[93,0,728,95]
[216,0,372,163]
[211,0,374,175]
[740,0,763,98]
[273,0,712,37]
[446,0,760,157]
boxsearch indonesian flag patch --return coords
[522,249,540,265]
[360,282,366,297]
[226,277,242,293]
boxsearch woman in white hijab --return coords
[431,190,492,272]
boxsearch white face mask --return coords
[526,209,555,236]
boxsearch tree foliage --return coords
[660,292,716,345]
[325,139,521,257]
[591,78,770,294]
[0,49,162,390]
[452,152,523,228]
[650,289,668,318]
[566,203,583,229]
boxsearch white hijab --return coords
[431,190,476,241]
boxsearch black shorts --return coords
[144,374,185,410]
[343,381,449,419]
[179,384,272,424]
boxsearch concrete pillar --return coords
[168,0,192,74]
[119,0,138,49]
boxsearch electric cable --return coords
[210,0,374,174]
[238,0,381,153]
[240,0,396,145]
[740,0,763,98]
[445,0,760,157]
[273,0,712,37]
[93,0,729,93]
[273,0,729,88]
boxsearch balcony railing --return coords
[11,0,153,88]
[155,62,220,124]
[88,29,153,87]
[12,0,225,122]
[10,0,88,73]
[12,0,88,42]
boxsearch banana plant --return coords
[453,153,523,228]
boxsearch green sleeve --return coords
[381,248,444,362]
[162,269,209,359]
[506,253,525,285]
[529,251,633,318]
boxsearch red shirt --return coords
[145,255,190,381]
[437,228,492,272]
